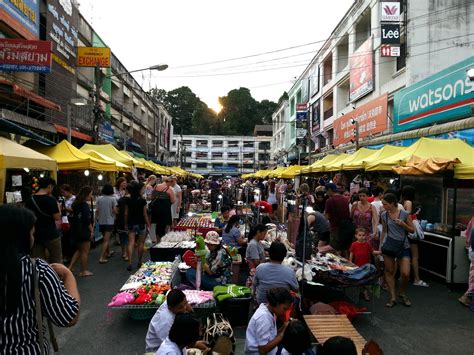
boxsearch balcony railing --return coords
[323,107,333,120]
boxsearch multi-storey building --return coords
[0,0,172,161]
[273,0,474,159]
[271,100,289,164]
[171,126,273,176]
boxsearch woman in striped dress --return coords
[0,205,80,354]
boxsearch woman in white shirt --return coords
[245,287,293,355]
[156,314,201,355]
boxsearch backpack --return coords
[203,313,235,355]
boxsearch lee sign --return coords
[393,56,474,133]
[381,24,400,44]
[77,47,111,67]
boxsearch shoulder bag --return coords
[32,258,59,355]
[381,212,407,258]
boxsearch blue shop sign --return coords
[0,0,40,38]
[393,56,474,133]
[98,121,114,143]
[214,166,238,172]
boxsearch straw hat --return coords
[204,231,221,245]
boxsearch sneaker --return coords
[413,280,429,287]
[126,264,132,271]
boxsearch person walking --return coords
[124,181,151,271]
[458,216,474,307]
[69,186,94,277]
[170,176,182,228]
[95,184,118,264]
[381,192,415,308]
[351,188,378,250]
[144,175,157,201]
[25,177,62,264]
[114,177,127,199]
[401,185,429,287]
[0,205,80,354]
[150,177,176,242]
[267,180,278,213]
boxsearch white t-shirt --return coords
[171,184,182,219]
[155,337,186,355]
[145,302,175,352]
[245,303,278,355]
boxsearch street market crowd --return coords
[1,172,473,354]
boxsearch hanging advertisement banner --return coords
[393,56,474,133]
[350,38,374,102]
[381,44,400,57]
[381,24,400,44]
[380,1,401,22]
[0,0,39,39]
[77,47,111,67]
[333,93,388,146]
[0,38,52,73]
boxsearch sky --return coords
[78,0,355,112]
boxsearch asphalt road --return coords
[55,244,474,355]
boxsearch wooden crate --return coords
[304,314,366,354]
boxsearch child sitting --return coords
[349,227,380,301]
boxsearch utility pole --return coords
[93,64,103,143]
[306,77,312,165]
[352,119,360,150]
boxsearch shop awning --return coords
[313,154,349,173]
[1,108,56,134]
[365,138,474,171]
[54,124,93,142]
[119,150,147,169]
[267,166,287,178]
[454,147,474,179]
[0,79,61,111]
[38,140,117,171]
[79,148,131,172]
[81,144,135,167]
[324,148,377,172]
[0,136,56,171]
[392,155,460,175]
[0,117,55,146]
[278,165,304,179]
[301,155,338,174]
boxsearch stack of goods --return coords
[263,224,291,249]
[108,261,176,308]
[213,285,251,302]
[175,214,216,234]
[182,290,216,307]
[155,231,196,249]
[305,253,377,286]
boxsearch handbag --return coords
[32,258,59,355]
[408,219,424,240]
[381,213,407,258]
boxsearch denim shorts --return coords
[127,224,146,236]
[400,248,411,259]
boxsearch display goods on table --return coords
[175,214,217,235]
[263,223,291,249]
[154,231,196,249]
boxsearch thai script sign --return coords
[0,38,52,73]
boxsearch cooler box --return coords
[218,297,252,327]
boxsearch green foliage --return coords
[150,86,278,136]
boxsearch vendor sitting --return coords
[186,231,233,291]
[222,215,247,248]
[214,205,231,234]
[145,289,192,352]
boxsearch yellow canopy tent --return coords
[254,169,272,178]
[347,145,405,170]
[148,162,170,175]
[169,166,188,177]
[365,138,474,171]
[81,144,135,167]
[119,150,147,170]
[38,140,116,171]
[278,165,303,179]
[267,167,287,178]
[0,137,58,204]
[79,147,131,172]
[325,148,376,171]
[301,155,338,174]
[454,147,474,179]
[312,153,348,173]
[392,155,461,175]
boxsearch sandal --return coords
[99,259,109,264]
[385,300,397,308]
[413,280,429,287]
[458,296,471,307]
[79,271,93,277]
[107,251,116,258]
[399,295,412,307]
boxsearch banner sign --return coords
[334,93,388,146]
[381,44,400,57]
[0,38,52,73]
[98,120,115,143]
[381,24,400,44]
[77,47,111,67]
[296,103,307,111]
[350,38,374,102]
[393,56,474,133]
[380,1,401,22]
[0,0,39,39]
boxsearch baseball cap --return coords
[325,183,338,192]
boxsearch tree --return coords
[218,87,261,135]
[148,88,167,105]
[257,99,278,124]
[278,91,289,106]
[192,101,220,134]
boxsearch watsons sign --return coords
[393,57,474,133]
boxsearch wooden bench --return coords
[304,314,367,354]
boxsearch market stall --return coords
[174,213,217,235]
[0,137,57,204]
[150,231,196,261]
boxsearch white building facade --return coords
[171,134,273,176]
[273,0,474,158]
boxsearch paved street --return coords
[55,245,474,355]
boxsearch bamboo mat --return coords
[304,314,366,354]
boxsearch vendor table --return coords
[174,214,217,235]
[304,314,366,354]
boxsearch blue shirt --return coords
[245,303,277,355]
[253,262,299,304]
[222,226,241,247]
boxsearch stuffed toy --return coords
[108,292,135,307]
[195,235,207,266]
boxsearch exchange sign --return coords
[77,47,111,67]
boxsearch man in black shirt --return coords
[25,177,62,263]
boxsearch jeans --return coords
[186,268,220,291]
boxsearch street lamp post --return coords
[93,63,168,144]
[351,118,360,150]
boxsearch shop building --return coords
[0,0,173,161]
[171,127,273,176]
[273,0,474,159]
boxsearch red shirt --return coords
[349,241,373,267]
[255,200,273,214]
[324,195,350,230]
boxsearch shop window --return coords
[228,141,239,147]
[396,43,407,71]
[196,163,207,168]
[212,152,223,159]
[355,10,371,50]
